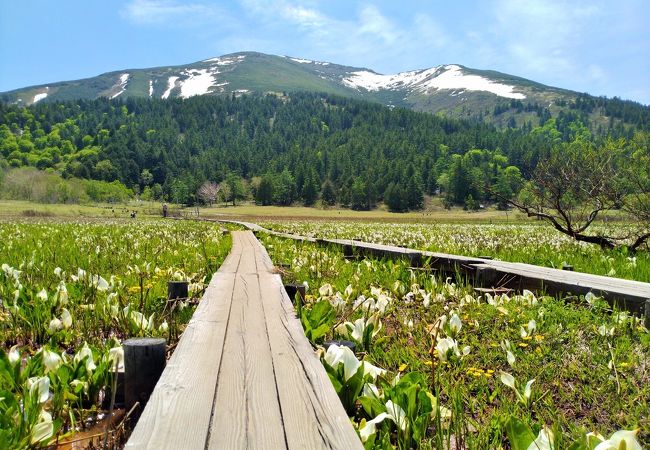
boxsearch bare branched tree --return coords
[196,181,221,206]
[500,138,649,252]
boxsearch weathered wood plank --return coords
[225,231,364,450]
[127,230,361,450]
[208,272,286,449]
[261,272,363,449]
[218,220,649,314]
[125,271,237,449]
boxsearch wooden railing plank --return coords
[219,220,649,315]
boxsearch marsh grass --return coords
[262,234,649,448]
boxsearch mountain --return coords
[1,51,648,129]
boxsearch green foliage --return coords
[0,93,647,212]
[300,300,336,343]
[0,167,133,203]
[0,220,231,444]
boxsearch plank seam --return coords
[203,247,243,450]
[255,248,290,449]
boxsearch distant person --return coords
[162,203,168,218]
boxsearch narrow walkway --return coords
[224,220,650,315]
[126,231,362,450]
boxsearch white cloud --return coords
[237,0,450,72]
[358,5,400,44]
[490,0,604,74]
[121,0,218,25]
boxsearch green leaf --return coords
[504,416,536,450]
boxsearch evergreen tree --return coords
[405,171,424,210]
[350,178,367,210]
[321,179,336,206]
[255,174,275,205]
[301,169,319,206]
[274,169,296,206]
[385,182,407,212]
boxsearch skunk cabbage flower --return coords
[43,349,62,373]
[36,289,48,301]
[48,318,62,333]
[61,308,72,329]
[28,376,50,404]
[323,344,361,381]
[359,413,390,442]
[449,312,462,335]
[436,337,462,361]
[56,281,68,304]
[30,410,54,445]
[74,343,96,372]
[318,283,333,297]
[590,429,642,450]
[526,426,554,450]
[362,361,386,380]
[499,371,535,405]
[108,346,124,370]
[9,345,21,365]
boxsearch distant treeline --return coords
[0,93,647,210]
[0,167,133,203]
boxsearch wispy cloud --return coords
[238,0,450,72]
[121,0,218,25]
[490,0,603,74]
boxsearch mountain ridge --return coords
[1,51,647,129]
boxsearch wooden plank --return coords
[125,271,237,449]
[208,272,286,449]
[127,230,361,449]
[207,231,286,449]
[239,233,363,450]
[219,221,648,315]
[261,272,363,449]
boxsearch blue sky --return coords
[1,0,649,104]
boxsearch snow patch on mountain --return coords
[110,73,129,99]
[33,87,49,103]
[179,69,219,98]
[162,76,179,99]
[289,57,312,64]
[342,65,525,99]
[421,65,525,99]
[204,55,246,65]
[149,80,153,97]
[287,56,330,66]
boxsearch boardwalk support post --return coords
[168,281,189,300]
[284,283,306,305]
[407,252,423,268]
[475,265,499,288]
[124,338,166,415]
[645,299,650,329]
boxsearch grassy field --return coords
[0,219,231,446]
[0,200,529,223]
[262,234,649,448]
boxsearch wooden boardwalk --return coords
[222,220,650,318]
[126,231,362,450]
